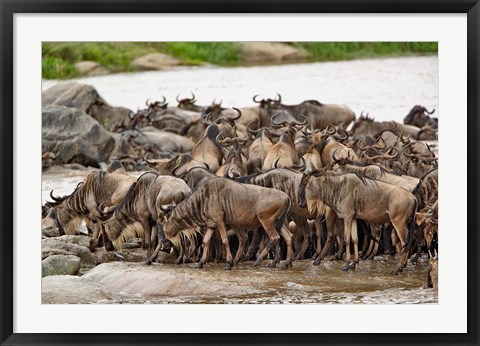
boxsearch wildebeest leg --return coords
[98,222,114,251]
[391,230,402,254]
[254,216,281,268]
[140,219,152,257]
[410,245,422,264]
[194,228,214,268]
[233,229,247,266]
[360,228,370,257]
[216,220,234,270]
[279,224,293,269]
[311,218,323,260]
[175,243,185,264]
[245,229,260,260]
[334,221,344,260]
[390,222,409,275]
[314,209,335,265]
[341,216,356,271]
[294,218,311,260]
[351,219,359,263]
[382,225,394,255]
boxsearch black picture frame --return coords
[1,1,479,345]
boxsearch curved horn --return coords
[326,124,337,135]
[274,158,281,169]
[253,94,261,104]
[291,156,305,170]
[176,94,181,103]
[189,92,196,102]
[146,98,151,107]
[246,120,261,136]
[159,96,166,104]
[356,135,369,151]
[293,114,307,126]
[143,153,155,163]
[385,147,399,159]
[276,93,282,103]
[364,149,383,161]
[231,107,242,121]
[375,136,386,150]
[335,128,349,141]
[332,148,342,163]
[172,164,182,177]
[425,108,435,115]
[49,190,63,202]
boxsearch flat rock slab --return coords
[240,42,309,63]
[82,262,261,299]
[75,61,110,76]
[42,275,114,303]
[132,53,182,71]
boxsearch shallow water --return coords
[87,257,437,305]
[42,56,438,123]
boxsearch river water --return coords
[42,56,438,123]
[42,56,438,304]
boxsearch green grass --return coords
[292,42,438,61]
[42,42,437,80]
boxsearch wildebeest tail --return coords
[404,199,418,250]
[275,197,291,232]
[357,219,379,244]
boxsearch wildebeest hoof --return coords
[267,261,277,268]
[332,255,341,261]
[193,262,203,269]
[224,263,232,270]
[390,267,403,275]
[143,259,153,265]
[341,262,356,271]
[312,258,321,266]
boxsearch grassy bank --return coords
[42,42,437,80]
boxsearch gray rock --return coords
[75,61,109,76]
[57,234,95,250]
[93,248,148,264]
[42,275,114,303]
[42,238,97,267]
[132,53,182,71]
[42,82,134,131]
[42,226,61,238]
[42,255,81,277]
[44,83,103,112]
[240,42,309,63]
[42,105,115,167]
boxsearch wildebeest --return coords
[237,168,320,260]
[43,170,137,249]
[403,105,437,129]
[147,178,293,269]
[298,170,417,273]
[256,94,356,130]
[99,172,192,256]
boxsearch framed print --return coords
[1,1,479,345]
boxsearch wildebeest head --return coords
[176,92,204,113]
[404,105,435,128]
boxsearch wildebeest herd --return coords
[42,94,438,286]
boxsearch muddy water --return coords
[42,56,438,123]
